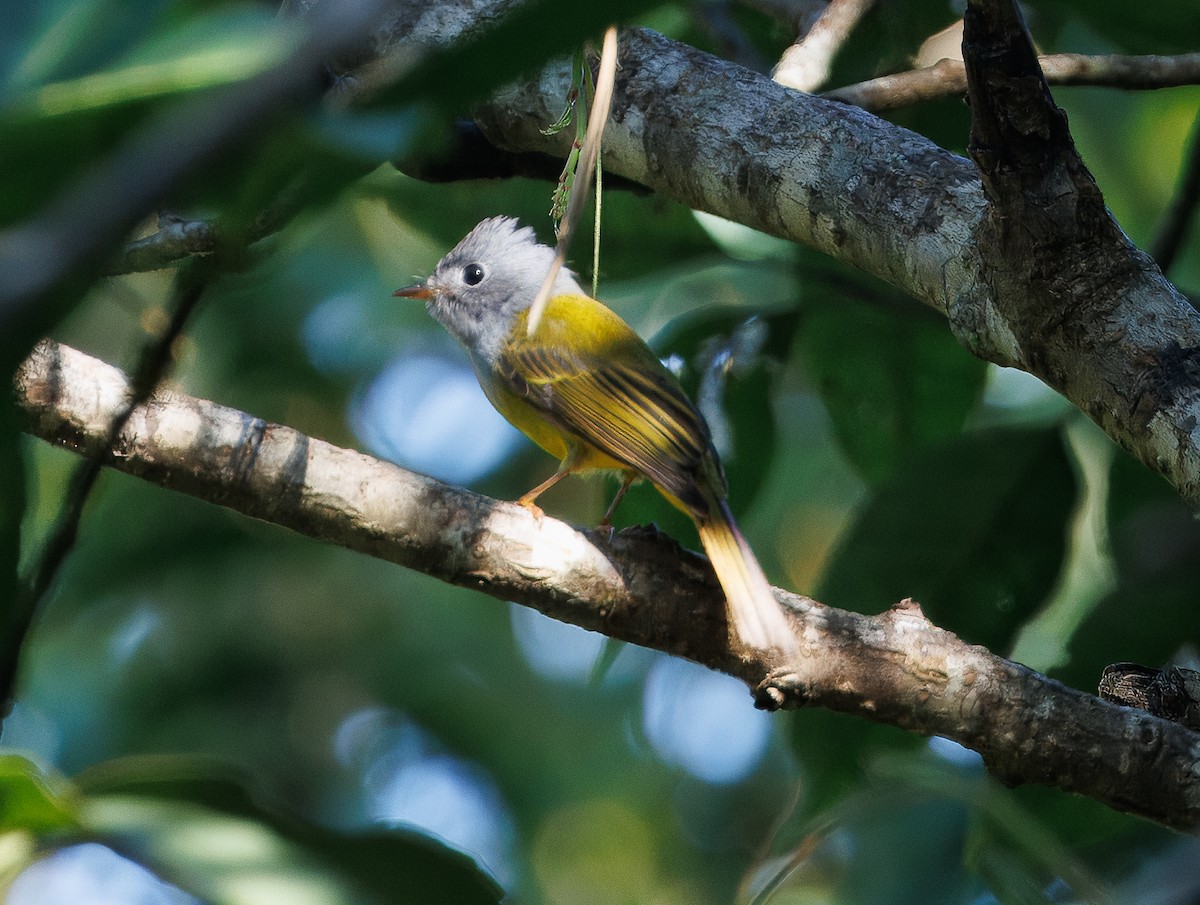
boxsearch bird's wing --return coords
[497,296,718,514]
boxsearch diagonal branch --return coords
[14,340,1200,831]
[772,0,876,93]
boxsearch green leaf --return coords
[1056,450,1200,690]
[0,5,292,227]
[10,13,292,119]
[789,710,924,819]
[78,757,503,905]
[0,755,78,833]
[0,400,24,663]
[818,426,1075,653]
[796,266,988,485]
[1023,0,1200,54]
[3,0,173,90]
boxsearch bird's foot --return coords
[517,497,545,522]
[593,519,617,542]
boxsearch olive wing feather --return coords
[497,336,717,515]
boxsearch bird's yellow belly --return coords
[478,366,627,473]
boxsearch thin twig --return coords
[773,0,875,93]
[106,217,218,275]
[1151,111,1200,273]
[1,263,212,717]
[825,51,1200,111]
[527,26,618,335]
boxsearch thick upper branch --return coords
[34,0,1198,509]
[15,340,1200,830]
[451,24,1200,509]
[473,27,984,318]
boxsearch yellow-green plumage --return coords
[494,297,713,510]
[398,217,795,653]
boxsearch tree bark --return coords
[11,0,1200,834]
[456,24,1200,510]
[70,0,1200,511]
[15,340,1200,831]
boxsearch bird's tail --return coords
[696,499,796,653]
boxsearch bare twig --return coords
[825,51,1200,111]
[1151,111,1200,273]
[14,340,1200,831]
[106,217,218,275]
[773,0,876,93]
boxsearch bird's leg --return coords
[517,452,580,520]
[598,472,636,529]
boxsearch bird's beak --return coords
[393,283,434,300]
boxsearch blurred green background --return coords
[2,1,1199,903]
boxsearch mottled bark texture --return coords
[14,0,1200,833]
[15,341,1200,831]
[961,0,1200,506]
[380,6,1200,509]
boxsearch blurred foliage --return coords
[0,753,501,903]
[819,426,1074,653]
[795,252,989,486]
[1,1,1199,904]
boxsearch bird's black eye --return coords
[462,263,485,286]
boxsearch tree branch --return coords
[956,0,1200,505]
[14,340,1200,831]
[772,0,876,93]
[473,27,986,313]
[2,264,214,717]
[444,24,1200,513]
[106,217,219,275]
[824,52,1200,112]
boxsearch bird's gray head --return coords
[396,217,583,363]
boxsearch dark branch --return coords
[107,217,218,275]
[14,341,1200,831]
[395,120,651,192]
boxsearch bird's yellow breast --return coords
[475,294,634,474]
[476,292,713,500]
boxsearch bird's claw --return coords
[518,498,545,522]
